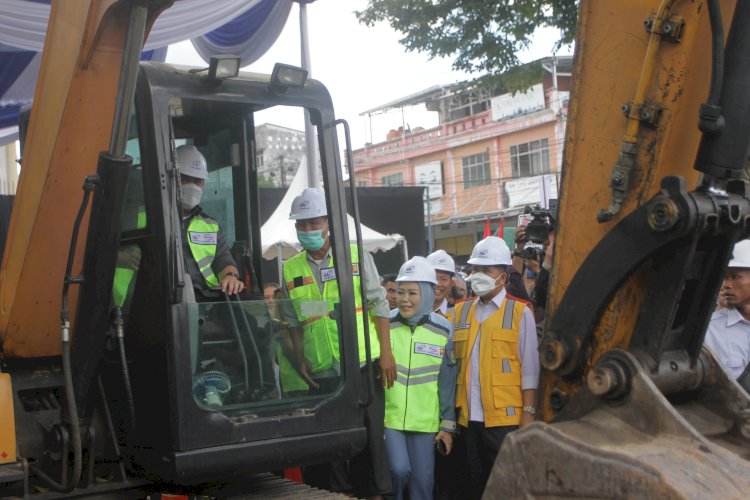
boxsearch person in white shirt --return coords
[453,237,539,499]
[704,239,750,391]
[426,249,456,320]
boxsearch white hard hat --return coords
[427,249,455,274]
[289,188,328,220]
[176,144,208,180]
[728,239,750,268]
[467,236,512,266]
[396,256,438,285]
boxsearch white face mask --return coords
[468,272,499,296]
[180,184,203,210]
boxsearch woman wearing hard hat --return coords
[384,256,456,500]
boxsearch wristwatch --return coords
[522,406,536,416]
[224,272,239,279]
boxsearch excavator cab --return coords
[103,61,368,482]
[4,60,370,496]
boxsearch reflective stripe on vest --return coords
[384,316,449,433]
[187,216,220,288]
[283,244,379,372]
[453,297,526,427]
[113,210,147,307]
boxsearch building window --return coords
[510,138,550,178]
[462,151,491,189]
[381,172,404,187]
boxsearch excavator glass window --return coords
[113,113,147,311]
[168,98,352,416]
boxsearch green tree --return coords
[356,0,578,85]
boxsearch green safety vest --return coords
[385,315,449,433]
[282,244,379,374]
[277,342,309,393]
[113,210,147,307]
[186,215,220,288]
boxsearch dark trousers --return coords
[462,422,517,500]
[434,420,470,500]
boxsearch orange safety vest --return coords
[453,295,528,427]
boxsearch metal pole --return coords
[109,3,148,158]
[425,189,433,253]
[276,245,283,284]
[299,2,319,187]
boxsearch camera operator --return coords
[513,221,555,337]
[516,245,544,297]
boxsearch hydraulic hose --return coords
[30,175,98,493]
[113,306,136,431]
[705,0,725,107]
[30,341,81,493]
[695,0,750,179]
[698,0,726,137]
[222,292,251,395]
[231,293,266,393]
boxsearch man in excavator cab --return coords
[176,144,244,299]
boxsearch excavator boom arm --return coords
[0,0,171,359]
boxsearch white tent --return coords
[260,156,407,262]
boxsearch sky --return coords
[166,0,569,149]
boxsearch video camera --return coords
[518,245,544,260]
[522,199,558,244]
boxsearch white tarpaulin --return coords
[260,156,405,260]
[0,0,291,53]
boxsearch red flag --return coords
[483,217,491,238]
[496,218,504,238]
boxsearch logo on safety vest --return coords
[189,232,217,245]
[320,267,336,282]
[414,342,443,358]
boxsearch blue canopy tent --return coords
[0,0,296,146]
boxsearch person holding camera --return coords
[384,257,456,500]
[513,225,554,331]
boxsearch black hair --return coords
[382,273,398,284]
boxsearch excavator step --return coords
[220,473,352,499]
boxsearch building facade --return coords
[255,123,306,188]
[352,57,571,263]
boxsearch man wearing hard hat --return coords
[427,249,457,322]
[280,187,394,498]
[454,236,539,499]
[177,144,244,297]
[704,239,750,392]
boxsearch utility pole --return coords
[298,1,318,188]
[425,189,433,253]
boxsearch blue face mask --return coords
[297,227,327,251]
